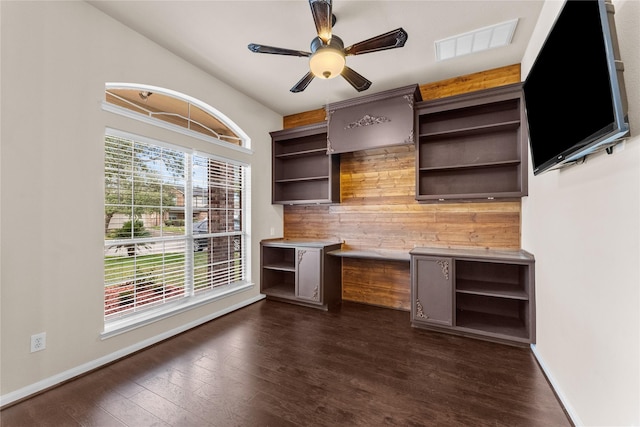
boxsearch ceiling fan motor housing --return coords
[309,36,346,79]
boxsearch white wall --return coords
[521,0,640,425]
[0,1,283,403]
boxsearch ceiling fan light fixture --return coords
[309,46,345,79]
[248,1,408,93]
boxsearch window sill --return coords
[101,281,254,339]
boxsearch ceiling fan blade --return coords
[309,0,333,43]
[344,28,408,56]
[248,43,311,57]
[341,66,372,92]
[290,72,315,93]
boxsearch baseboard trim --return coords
[0,294,266,409]
[530,344,582,426]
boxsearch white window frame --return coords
[101,85,253,339]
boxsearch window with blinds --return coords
[104,132,247,322]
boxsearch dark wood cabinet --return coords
[415,83,528,201]
[326,84,421,154]
[260,239,342,310]
[410,247,535,346]
[270,123,339,205]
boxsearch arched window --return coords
[104,83,250,149]
[102,84,251,336]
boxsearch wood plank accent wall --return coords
[283,108,326,129]
[281,64,522,310]
[282,64,521,129]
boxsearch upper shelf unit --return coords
[415,83,528,201]
[270,122,339,205]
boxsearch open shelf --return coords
[262,281,296,299]
[274,180,330,204]
[418,159,521,172]
[262,262,296,272]
[456,309,530,340]
[275,175,330,184]
[274,147,327,159]
[418,120,521,139]
[418,165,522,198]
[262,246,294,269]
[456,279,528,300]
[261,266,295,300]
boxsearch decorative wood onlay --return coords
[403,94,415,110]
[400,92,415,144]
[297,249,306,266]
[437,260,449,280]
[405,129,415,145]
[344,114,391,130]
[416,299,428,319]
[326,109,335,153]
[312,285,319,301]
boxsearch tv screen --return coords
[523,0,629,175]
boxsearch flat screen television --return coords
[523,0,629,175]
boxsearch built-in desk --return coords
[328,247,411,310]
[327,249,410,262]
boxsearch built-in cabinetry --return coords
[326,84,421,154]
[415,83,528,201]
[410,247,535,346]
[270,123,339,205]
[260,239,342,310]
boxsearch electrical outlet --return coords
[30,332,46,353]
[270,227,275,236]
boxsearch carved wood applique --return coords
[344,114,391,130]
[297,249,306,266]
[404,129,414,145]
[437,260,449,280]
[403,94,415,110]
[416,299,428,319]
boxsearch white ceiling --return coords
[88,0,545,116]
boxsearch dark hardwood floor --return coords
[1,300,570,426]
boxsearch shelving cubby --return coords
[270,122,340,205]
[415,83,528,201]
[455,259,531,341]
[261,246,296,299]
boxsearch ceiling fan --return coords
[247,0,408,93]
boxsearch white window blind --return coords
[104,133,246,322]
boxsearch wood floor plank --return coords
[1,300,570,426]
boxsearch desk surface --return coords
[327,249,411,262]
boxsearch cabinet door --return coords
[412,256,453,326]
[296,248,322,303]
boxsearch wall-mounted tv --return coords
[523,0,629,175]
